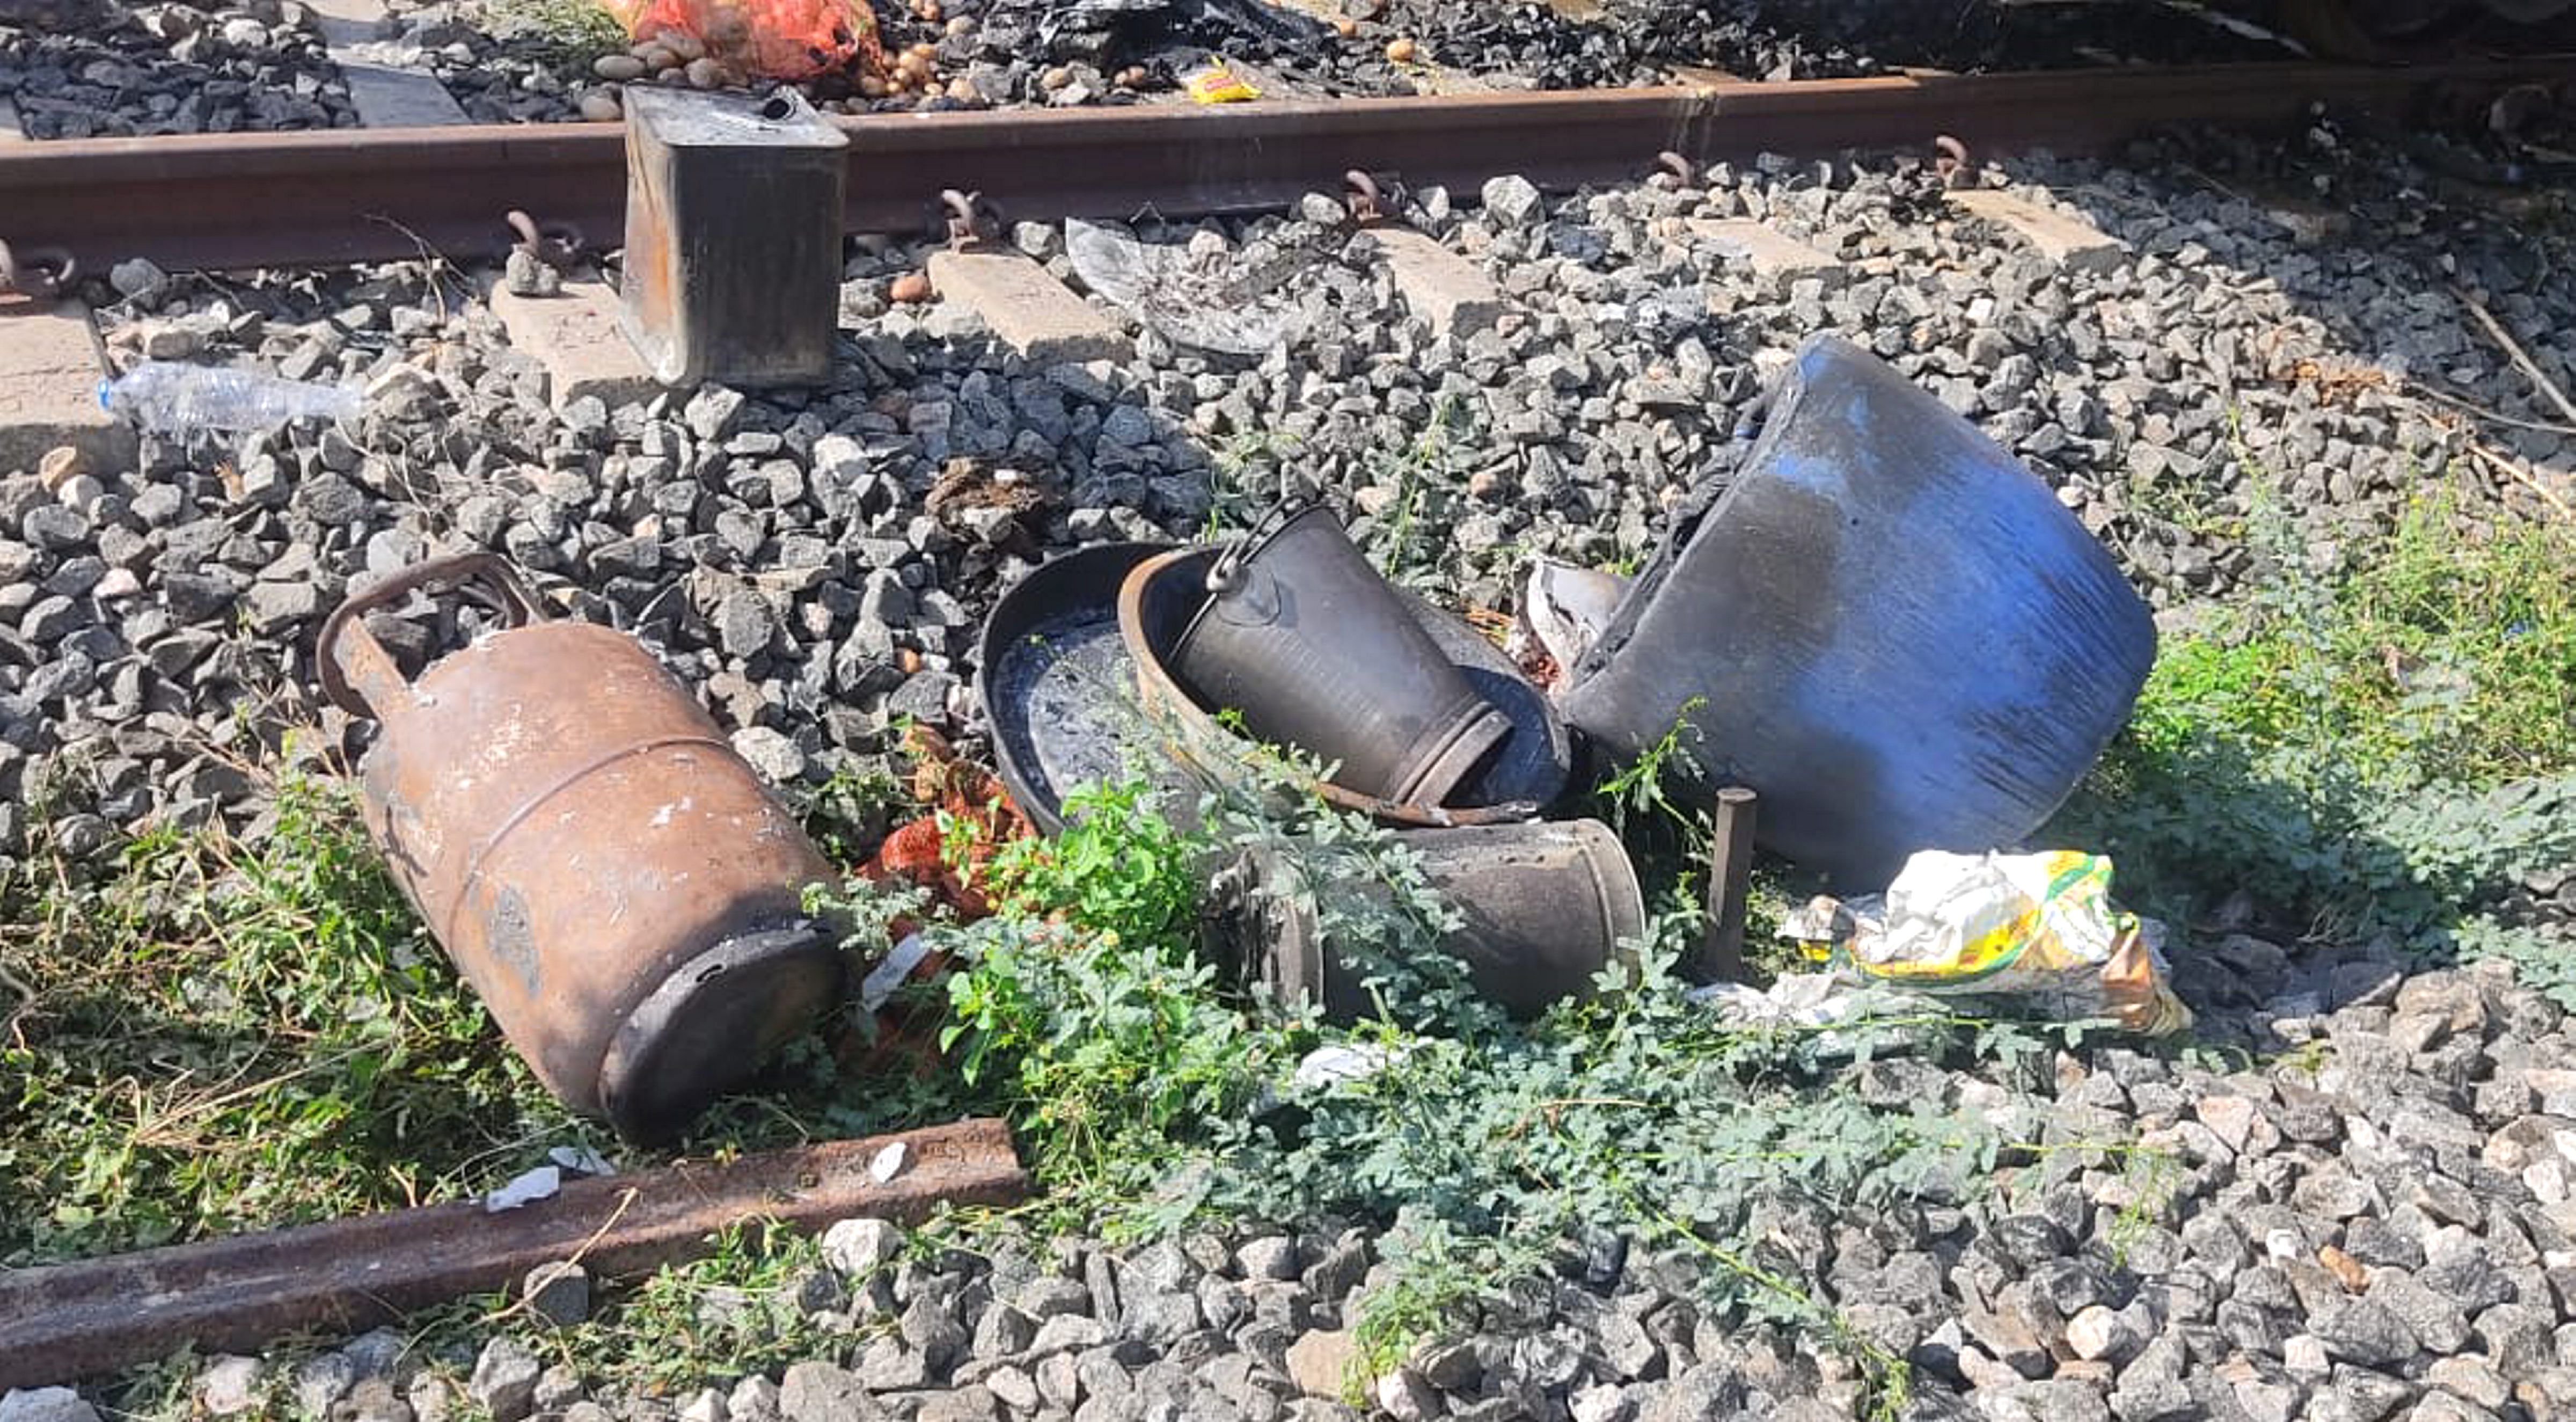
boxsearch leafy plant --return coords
[984,781,1204,951]
[865,761,2081,1409]
[1593,694,1711,840]
[382,1216,844,1403]
[792,760,906,865]
[1208,427,1305,538]
[2050,459,2576,995]
[528,1218,838,1388]
[0,777,596,1265]
[920,781,1293,1224]
[1364,395,1471,585]
[480,0,631,71]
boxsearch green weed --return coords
[1208,428,1304,539]
[1593,694,1710,840]
[793,760,907,865]
[0,777,594,1266]
[355,1216,848,1409]
[2051,464,2576,994]
[870,765,2085,1403]
[0,765,928,1268]
[529,1218,838,1389]
[1577,695,1819,983]
[2126,483,2572,789]
[68,426,2568,1408]
[480,0,631,70]
[1365,396,1470,585]
[985,781,1204,951]
[2097,1145,2184,1268]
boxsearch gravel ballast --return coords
[33,950,2576,1422]
[264,0,2318,129]
[13,0,2576,135]
[408,0,2576,126]
[2,109,2573,1417]
[0,0,357,137]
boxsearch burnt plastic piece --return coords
[318,553,844,1143]
[1172,504,1510,808]
[620,88,849,387]
[1124,545,1571,823]
[1230,818,1645,1020]
[1561,334,2156,887]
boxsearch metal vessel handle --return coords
[1204,497,1314,597]
[316,552,545,719]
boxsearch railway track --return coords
[2,54,2571,279]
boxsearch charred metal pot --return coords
[1222,818,1645,1020]
[317,554,845,1142]
[1122,545,1570,827]
[977,541,1197,835]
[1559,334,2157,887]
[1172,502,1511,808]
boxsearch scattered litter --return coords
[868,1141,910,1183]
[1687,972,1948,1057]
[1775,895,1856,962]
[601,0,881,80]
[865,726,1031,919]
[548,1144,616,1177]
[98,360,360,436]
[860,932,938,1013]
[1514,558,1629,681]
[1183,61,1260,103]
[2158,0,2301,49]
[1025,0,1329,82]
[1065,219,1314,355]
[484,1165,562,1213]
[1291,1042,1408,1091]
[1780,849,2192,1036]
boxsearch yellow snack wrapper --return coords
[1780,849,2193,1036]
[1185,63,1260,104]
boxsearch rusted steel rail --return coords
[1,57,2569,273]
[0,1119,1025,1390]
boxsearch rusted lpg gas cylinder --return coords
[317,554,845,1142]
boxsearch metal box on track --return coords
[620,87,847,387]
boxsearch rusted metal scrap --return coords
[0,1120,1025,1390]
[7,61,2571,274]
[1223,818,1648,1021]
[318,553,845,1143]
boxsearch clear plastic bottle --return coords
[98,361,361,435]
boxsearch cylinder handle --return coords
[316,552,546,718]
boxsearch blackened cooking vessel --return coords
[1170,502,1511,808]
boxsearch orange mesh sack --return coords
[608,0,882,80]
